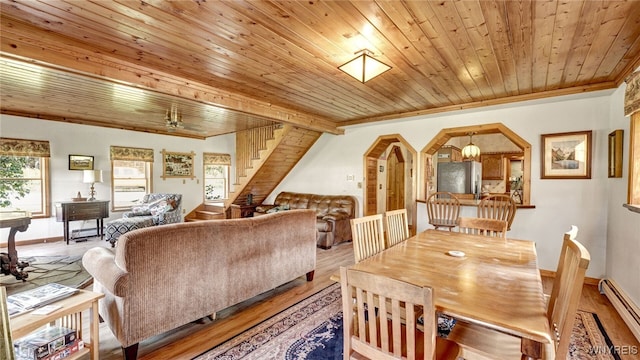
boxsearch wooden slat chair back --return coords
[456,217,507,239]
[426,192,461,231]
[339,267,460,360]
[384,209,410,248]
[477,194,517,230]
[351,214,386,263]
[547,225,590,359]
[446,225,591,360]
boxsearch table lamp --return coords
[83,170,103,201]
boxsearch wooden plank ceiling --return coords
[1,0,640,139]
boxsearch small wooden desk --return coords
[10,290,104,360]
[347,229,551,360]
[56,201,109,244]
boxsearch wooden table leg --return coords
[521,338,543,360]
[2,224,30,280]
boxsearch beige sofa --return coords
[82,209,317,360]
[254,191,357,249]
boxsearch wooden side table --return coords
[228,203,258,218]
[56,200,110,244]
[10,290,104,360]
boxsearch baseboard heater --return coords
[599,278,640,341]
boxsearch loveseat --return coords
[82,209,317,360]
[105,193,182,247]
[254,191,357,249]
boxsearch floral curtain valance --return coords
[625,71,640,116]
[203,152,231,165]
[0,137,50,157]
[110,146,154,162]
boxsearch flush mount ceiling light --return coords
[461,132,481,160]
[165,104,184,129]
[338,49,391,83]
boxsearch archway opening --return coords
[420,123,532,205]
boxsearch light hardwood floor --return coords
[5,237,639,360]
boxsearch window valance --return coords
[203,152,231,165]
[0,137,50,157]
[110,146,154,162]
[625,70,640,116]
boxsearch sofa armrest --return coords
[82,247,129,297]
[255,204,275,213]
[322,212,352,221]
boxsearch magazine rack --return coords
[9,289,104,360]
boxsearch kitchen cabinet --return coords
[437,146,462,162]
[481,154,504,180]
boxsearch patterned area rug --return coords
[0,255,92,296]
[194,283,622,360]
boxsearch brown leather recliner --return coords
[254,191,357,249]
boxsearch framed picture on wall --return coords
[68,154,94,170]
[541,130,592,179]
[608,129,623,178]
[161,149,195,179]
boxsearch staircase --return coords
[184,124,321,221]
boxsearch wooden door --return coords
[365,157,377,215]
[386,146,405,211]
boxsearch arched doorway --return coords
[363,134,417,235]
[386,145,405,211]
[420,123,532,205]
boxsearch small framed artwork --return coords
[608,129,623,178]
[541,130,592,179]
[68,154,94,170]
[161,149,195,179]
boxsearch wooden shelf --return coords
[11,290,104,360]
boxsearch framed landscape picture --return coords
[161,149,195,179]
[68,154,94,170]
[541,130,592,179]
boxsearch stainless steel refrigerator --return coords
[437,161,482,195]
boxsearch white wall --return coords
[271,90,619,281]
[0,116,234,241]
[606,85,640,306]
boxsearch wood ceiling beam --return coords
[339,82,617,127]
[0,20,344,135]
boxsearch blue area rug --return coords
[193,283,621,360]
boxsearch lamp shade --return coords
[461,143,481,159]
[83,170,103,184]
[339,50,391,83]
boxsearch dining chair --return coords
[456,217,507,239]
[477,194,517,231]
[350,214,386,263]
[446,225,590,360]
[384,209,410,248]
[339,266,461,360]
[426,192,461,231]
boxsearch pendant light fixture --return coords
[338,49,391,83]
[461,132,481,160]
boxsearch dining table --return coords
[344,229,552,360]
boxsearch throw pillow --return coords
[149,200,169,216]
[131,204,152,215]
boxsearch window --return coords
[624,71,640,209]
[203,153,231,203]
[110,146,154,211]
[628,113,639,206]
[0,138,50,217]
